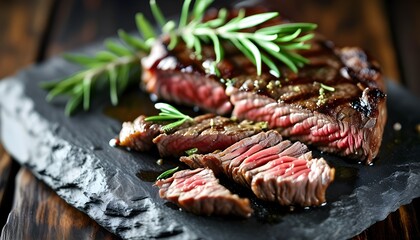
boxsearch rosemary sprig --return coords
[163,0,317,77]
[42,0,317,115]
[145,103,193,132]
[156,166,180,180]
[41,54,141,116]
[41,12,158,116]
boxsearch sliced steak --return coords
[141,9,386,164]
[180,131,335,207]
[155,168,253,217]
[117,113,265,157]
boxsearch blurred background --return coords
[0,0,419,239]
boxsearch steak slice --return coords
[180,131,335,207]
[116,113,265,157]
[116,114,214,151]
[141,9,386,164]
[155,168,253,217]
[154,116,265,157]
[116,115,162,151]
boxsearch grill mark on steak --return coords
[117,113,265,157]
[155,168,253,217]
[180,131,335,207]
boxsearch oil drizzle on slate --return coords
[103,90,158,123]
[137,170,162,182]
[104,89,203,123]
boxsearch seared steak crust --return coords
[141,10,386,164]
[180,131,335,206]
[155,168,253,217]
[117,113,264,157]
[117,115,161,151]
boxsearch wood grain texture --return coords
[0,145,12,208]
[386,0,420,96]
[44,0,208,57]
[0,145,19,229]
[0,0,53,229]
[0,0,54,78]
[354,202,420,240]
[0,168,119,240]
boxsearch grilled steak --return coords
[141,9,386,164]
[180,131,335,206]
[117,113,265,157]
[155,168,253,217]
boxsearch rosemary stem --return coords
[190,28,277,41]
[87,54,143,77]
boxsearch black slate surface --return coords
[1,52,420,239]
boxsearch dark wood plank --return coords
[45,0,185,58]
[0,0,54,231]
[0,145,20,228]
[386,0,420,96]
[0,168,119,240]
[355,203,420,240]
[0,0,418,239]
[30,0,420,239]
[0,0,54,78]
[0,145,12,207]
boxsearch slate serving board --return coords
[1,50,420,239]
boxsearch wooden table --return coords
[1,0,419,239]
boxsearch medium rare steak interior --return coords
[141,9,387,164]
[181,131,335,207]
[155,168,253,218]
